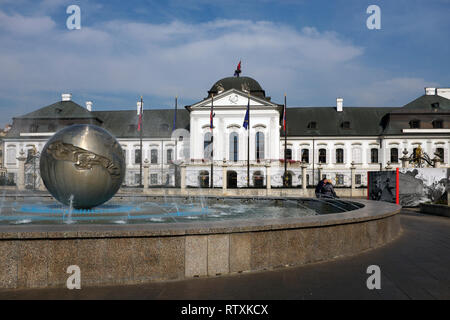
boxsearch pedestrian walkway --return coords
[1,209,449,299]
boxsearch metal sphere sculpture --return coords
[40,124,125,209]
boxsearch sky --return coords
[0,0,449,127]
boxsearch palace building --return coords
[1,76,450,189]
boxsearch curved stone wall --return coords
[0,199,401,289]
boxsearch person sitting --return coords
[321,180,338,198]
[315,178,327,198]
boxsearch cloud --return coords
[0,8,441,127]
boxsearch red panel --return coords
[396,168,400,205]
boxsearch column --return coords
[143,159,149,189]
[16,150,26,191]
[180,164,186,191]
[265,162,271,190]
[350,161,356,198]
[222,162,228,192]
[301,162,307,193]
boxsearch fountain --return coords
[0,125,402,290]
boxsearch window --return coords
[336,174,344,185]
[29,123,38,133]
[160,124,169,131]
[285,148,292,160]
[151,149,158,164]
[229,132,239,162]
[318,149,326,163]
[370,148,378,163]
[432,120,443,129]
[48,123,56,131]
[256,132,264,160]
[336,149,344,164]
[390,148,399,163]
[341,121,351,129]
[355,174,362,185]
[128,124,136,133]
[307,121,317,129]
[436,148,444,161]
[6,147,16,165]
[253,171,264,187]
[134,149,141,164]
[204,132,212,159]
[301,149,309,163]
[409,120,420,128]
[166,149,173,163]
[199,171,209,188]
[352,148,362,163]
[134,173,141,185]
[150,174,158,185]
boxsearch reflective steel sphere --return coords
[40,124,125,209]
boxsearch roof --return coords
[17,101,99,120]
[92,109,190,139]
[208,76,266,99]
[283,107,396,136]
[390,94,450,113]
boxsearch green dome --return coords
[208,76,266,98]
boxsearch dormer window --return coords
[307,121,317,129]
[341,121,351,129]
[128,124,136,132]
[432,120,443,129]
[409,120,420,129]
[29,124,38,133]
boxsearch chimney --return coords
[425,87,436,95]
[336,97,343,112]
[137,101,143,115]
[61,93,72,101]
[85,101,93,111]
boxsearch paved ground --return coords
[1,209,449,300]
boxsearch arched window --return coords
[253,171,264,188]
[229,132,239,162]
[6,146,16,165]
[390,148,399,163]
[255,132,264,160]
[166,149,173,163]
[285,148,292,160]
[370,148,378,163]
[227,171,238,188]
[336,148,344,163]
[318,149,326,163]
[134,149,141,164]
[436,148,444,161]
[301,149,309,163]
[151,149,158,164]
[199,171,209,188]
[204,132,212,159]
[352,148,362,163]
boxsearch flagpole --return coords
[247,93,250,188]
[284,94,287,188]
[210,94,214,189]
[140,96,143,187]
[174,95,178,187]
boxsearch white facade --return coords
[2,86,449,189]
